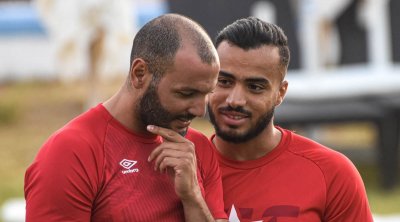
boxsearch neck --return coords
[103,86,150,135]
[213,124,282,161]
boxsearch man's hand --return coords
[147,125,201,201]
[147,125,226,221]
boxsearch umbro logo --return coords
[119,159,139,174]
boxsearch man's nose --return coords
[188,97,207,117]
[226,86,246,108]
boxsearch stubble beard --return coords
[207,104,274,143]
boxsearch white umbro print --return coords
[119,159,139,174]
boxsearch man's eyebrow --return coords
[177,86,213,94]
[220,70,269,84]
[219,70,235,79]
[245,77,269,84]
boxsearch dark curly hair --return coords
[216,17,290,73]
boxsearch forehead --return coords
[216,41,282,81]
[160,45,219,91]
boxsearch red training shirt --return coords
[25,104,226,221]
[211,126,373,222]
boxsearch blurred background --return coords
[0,0,399,221]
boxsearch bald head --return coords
[130,14,218,82]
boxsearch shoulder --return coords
[24,105,111,219]
[185,127,218,168]
[286,129,354,171]
[63,105,110,139]
[186,127,209,142]
[59,105,110,144]
[282,129,372,220]
[185,127,213,151]
[284,129,366,191]
[186,127,214,159]
[32,105,110,166]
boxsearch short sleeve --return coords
[324,153,373,222]
[24,130,104,222]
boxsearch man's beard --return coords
[208,104,274,143]
[137,82,195,136]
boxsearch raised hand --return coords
[147,125,201,201]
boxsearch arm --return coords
[181,190,216,222]
[25,132,101,221]
[147,125,224,222]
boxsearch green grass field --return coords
[0,79,399,215]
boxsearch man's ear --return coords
[275,80,288,106]
[129,58,150,89]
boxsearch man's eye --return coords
[178,91,194,97]
[218,78,232,87]
[248,84,264,92]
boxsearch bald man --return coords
[25,14,227,221]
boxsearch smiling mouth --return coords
[224,114,246,120]
[217,109,250,127]
[221,110,249,119]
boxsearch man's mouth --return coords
[175,117,193,128]
[222,111,248,119]
[178,118,191,123]
[215,105,252,127]
[218,106,251,117]
[219,110,249,126]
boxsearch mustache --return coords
[218,106,252,117]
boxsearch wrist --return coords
[180,187,203,205]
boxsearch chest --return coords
[92,139,184,221]
[220,160,326,222]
